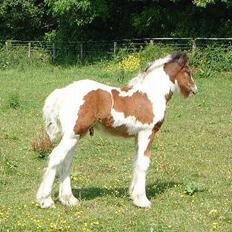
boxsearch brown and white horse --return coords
[36,52,197,208]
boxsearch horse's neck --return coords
[130,71,173,100]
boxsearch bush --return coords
[0,45,50,70]
[0,41,231,79]
[191,45,232,77]
[116,43,232,79]
[139,43,175,69]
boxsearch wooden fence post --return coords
[5,41,8,50]
[28,42,32,58]
[113,42,117,56]
[52,43,56,62]
[192,39,196,55]
[80,42,83,61]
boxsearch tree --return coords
[193,0,231,7]
[0,0,48,40]
[0,0,231,41]
[44,0,108,40]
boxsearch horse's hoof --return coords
[37,196,55,209]
[59,195,80,207]
[132,195,151,208]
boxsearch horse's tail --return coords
[43,89,62,142]
[32,89,62,155]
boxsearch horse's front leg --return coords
[130,129,156,208]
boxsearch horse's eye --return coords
[184,72,190,78]
[186,71,191,78]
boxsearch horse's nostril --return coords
[192,86,198,94]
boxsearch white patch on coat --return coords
[131,65,176,126]
[111,109,152,135]
[127,54,172,89]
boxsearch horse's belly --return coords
[109,109,153,136]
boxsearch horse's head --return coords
[164,52,197,97]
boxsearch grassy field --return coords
[0,64,232,232]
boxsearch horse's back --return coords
[54,79,114,136]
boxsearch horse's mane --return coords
[127,54,172,88]
[126,52,186,88]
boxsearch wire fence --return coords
[1,38,232,62]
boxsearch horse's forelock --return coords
[163,52,190,81]
[168,52,189,67]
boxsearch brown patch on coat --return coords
[100,114,131,137]
[164,62,181,83]
[144,120,164,157]
[175,67,195,97]
[164,52,195,97]
[74,89,112,136]
[164,52,189,83]
[111,89,154,124]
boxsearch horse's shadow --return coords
[71,180,182,201]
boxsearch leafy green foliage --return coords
[1,42,232,81]
[193,0,230,7]
[0,46,50,69]
[193,0,216,7]
[47,0,108,26]
[191,46,232,78]
[44,0,108,41]
[139,43,175,69]
[0,0,46,40]
[0,0,232,40]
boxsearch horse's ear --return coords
[164,52,188,80]
[177,52,188,67]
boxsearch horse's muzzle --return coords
[189,85,198,96]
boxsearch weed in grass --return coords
[32,134,53,158]
[8,93,20,109]
[184,183,206,196]
[1,155,18,175]
[4,133,19,141]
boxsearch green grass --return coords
[0,64,232,232]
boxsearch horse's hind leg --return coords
[59,142,79,206]
[36,134,78,208]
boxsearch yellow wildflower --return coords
[119,54,141,72]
